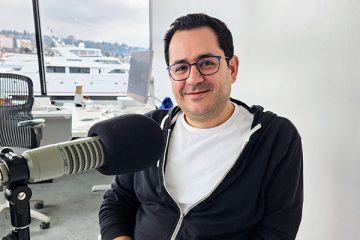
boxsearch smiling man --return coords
[99,13,303,240]
[167,26,237,128]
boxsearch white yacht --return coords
[0,45,130,96]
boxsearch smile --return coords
[184,90,209,95]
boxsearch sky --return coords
[0,0,150,48]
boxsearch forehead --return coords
[168,27,223,64]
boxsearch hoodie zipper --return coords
[162,123,262,240]
[158,111,185,240]
[165,138,249,240]
[161,128,185,240]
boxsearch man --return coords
[99,13,303,240]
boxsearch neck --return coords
[184,101,235,128]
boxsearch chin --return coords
[185,105,211,116]
[178,98,212,113]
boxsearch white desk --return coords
[71,104,156,138]
[71,107,107,138]
[32,109,72,146]
[32,103,156,140]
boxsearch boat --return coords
[0,44,130,96]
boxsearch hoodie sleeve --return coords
[254,119,304,240]
[99,173,139,240]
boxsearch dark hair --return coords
[164,13,234,66]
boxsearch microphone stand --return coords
[0,148,32,240]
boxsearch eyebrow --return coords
[171,53,218,65]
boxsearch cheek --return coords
[171,82,184,95]
[216,75,232,95]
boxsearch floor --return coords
[0,170,113,240]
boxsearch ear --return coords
[229,55,239,83]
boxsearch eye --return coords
[173,64,189,73]
[198,58,216,69]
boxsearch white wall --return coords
[151,0,360,239]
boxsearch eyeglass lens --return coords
[169,56,220,81]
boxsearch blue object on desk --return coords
[159,97,173,109]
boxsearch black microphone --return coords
[0,114,165,185]
[88,113,165,175]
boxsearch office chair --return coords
[0,73,51,229]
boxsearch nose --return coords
[186,64,204,85]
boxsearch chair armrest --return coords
[17,119,46,145]
[17,119,45,128]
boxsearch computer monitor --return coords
[126,50,153,104]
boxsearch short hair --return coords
[164,13,234,66]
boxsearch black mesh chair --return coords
[0,73,51,229]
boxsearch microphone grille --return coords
[57,137,104,175]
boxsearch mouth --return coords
[185,90,209,95]
[183,89,210,99]
[182,83,212,99]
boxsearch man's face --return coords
[168,27,238,124]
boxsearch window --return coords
[69,67,90,74]
[0,0,150,96]
[108,69,126,74]
[39,0,149,96]
[0,0,41,95]
[46,66,65,73]
[95,59,120,64]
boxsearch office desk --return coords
[32,109,72,146]
[32,102,156,140]
[72,107,106,138]
[32,106,111,140]
[72,105,156,138]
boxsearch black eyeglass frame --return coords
[167,55,230,81]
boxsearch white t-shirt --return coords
[164,104,254,213]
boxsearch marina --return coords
[0,45,130,96]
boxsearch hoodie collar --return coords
[162,98,272,131]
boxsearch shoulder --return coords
[144,109,170,125]
[230,99,301,141]
[270,115,301,142]
[144,106,182,127]
[251,108,302,154]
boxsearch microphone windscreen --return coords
[88,114,165,175]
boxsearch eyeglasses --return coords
[167,55,230,81]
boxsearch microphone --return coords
[0,114,165,185]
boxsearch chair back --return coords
[0,73,36,148]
